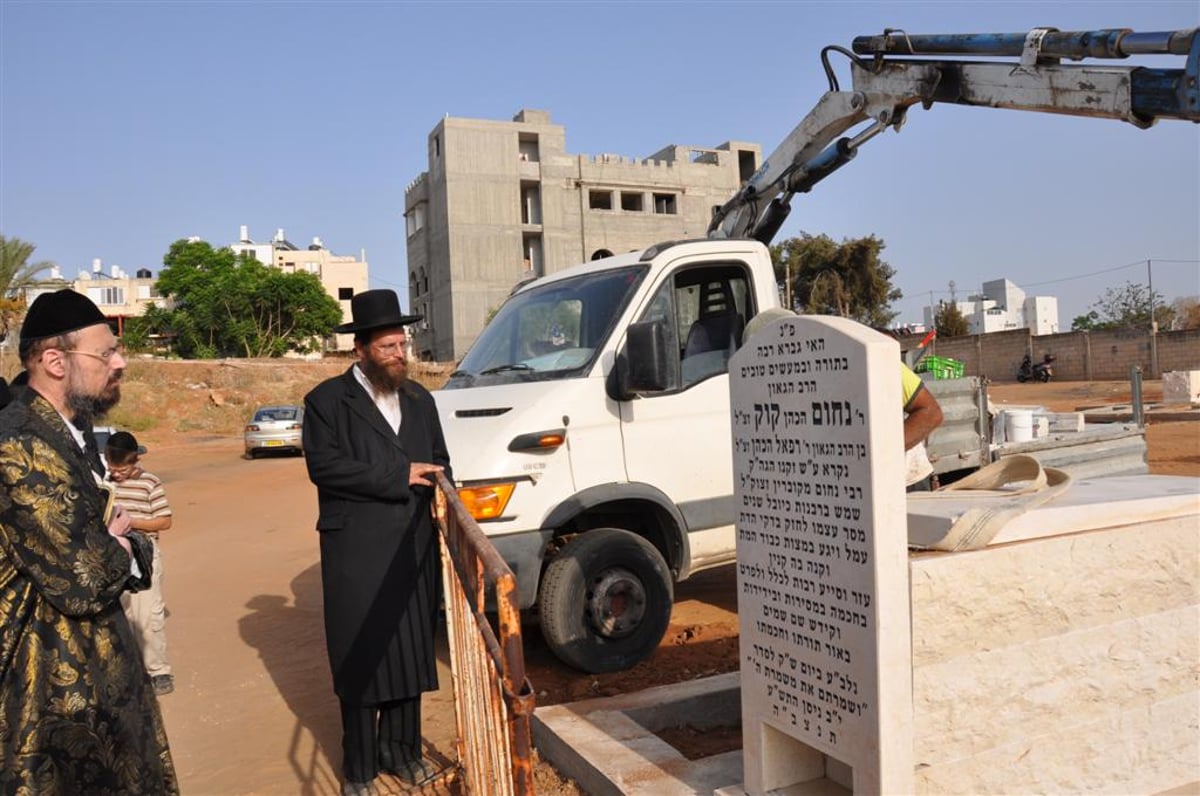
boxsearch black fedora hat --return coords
[334,290,422,334]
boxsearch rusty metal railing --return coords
[433,472,535,795]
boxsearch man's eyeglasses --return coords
[370,342,405,358]
[63,344,125,362]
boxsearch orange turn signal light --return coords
[458,482,517,521]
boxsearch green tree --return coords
[1070,310,1102,331]
[934,301,970,337]
[1075,281,1173,331]
[1,236,56,343]
[770,233,901,328]
[147,239,343,358]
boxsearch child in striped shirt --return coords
[105,431,175,696]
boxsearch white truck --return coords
[434,26,1200,673]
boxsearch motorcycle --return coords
[1017,353,1056,383]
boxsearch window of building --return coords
[589,190,613,210]
[433,135,441,157]
[523,232,544,276]
[518,133,540,163]
[653,193,678,214]
[338,287,354,300]
[738,149,758,183]
[591,249,614,261]
[406,203,426,238]
[87,286,125,306]
[521,181,542,224]
[420,268,428,294]
[620,192,644,212]
[305,261,320,274]
[136,285,152,300]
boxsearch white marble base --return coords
[909,512,1199,794]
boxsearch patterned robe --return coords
[0,390,177,795]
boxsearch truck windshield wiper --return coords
[480,363,534,375]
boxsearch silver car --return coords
[244,405,304,458]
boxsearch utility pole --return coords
[1147,259,1159,377]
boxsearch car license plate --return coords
[265,440,283,447]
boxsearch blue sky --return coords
[2,0,1197,328]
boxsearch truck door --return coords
[618,261,754,571]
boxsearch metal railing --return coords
[433,472,535,795]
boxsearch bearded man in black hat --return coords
[0,289,178,794]
[302,289,450,795]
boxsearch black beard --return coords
[66,386,120,424]
[361,356,406,393]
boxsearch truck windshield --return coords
[445,265,647,389]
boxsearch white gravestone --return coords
[727,315,912,795]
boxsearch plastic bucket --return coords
[1005,410,1034,443]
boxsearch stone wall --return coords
[904,328,1200,382]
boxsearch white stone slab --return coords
[1162,369,1200,405]
[909,515,1199,666]
[913,691,1199,795]
[729,315,912,795]
[906,474,1200,548]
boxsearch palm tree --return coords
[1,235,57,345]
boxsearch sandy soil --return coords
[84,365,1195,795]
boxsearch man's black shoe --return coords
[389,757,437,786]
[340,780,376,796]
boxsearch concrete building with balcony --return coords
[404,108,761,361]
[228,225,369,352]
[924,278,1060,336]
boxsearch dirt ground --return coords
[34,359,1194,795]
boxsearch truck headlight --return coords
[457,482,517,520]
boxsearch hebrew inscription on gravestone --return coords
[728,314,913,795]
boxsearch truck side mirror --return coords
[610,320,670,400]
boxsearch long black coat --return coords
[302,368,450,706]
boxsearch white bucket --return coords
[1005,410,1034,443]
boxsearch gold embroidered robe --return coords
[0,391,177,795]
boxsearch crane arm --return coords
[708,27,1200,244]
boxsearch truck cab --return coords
[435,238,779,672]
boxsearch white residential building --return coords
[925,278,1059,335]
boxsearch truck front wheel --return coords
[538,528,673,673]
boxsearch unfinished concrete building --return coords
[403,109,760,361]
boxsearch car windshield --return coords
[445,265,647,389]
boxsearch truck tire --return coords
[538,528,673,674]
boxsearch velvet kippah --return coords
[20,289,107,343]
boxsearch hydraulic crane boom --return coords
[708,26,1200,244]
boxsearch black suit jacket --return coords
[302,367,451,704]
